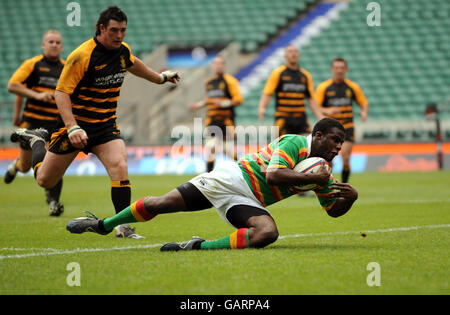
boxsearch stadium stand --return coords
[0,0,315,103]
[235,0,449,142]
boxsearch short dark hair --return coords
[312,118,345,136]
[95,6,127,36]
[331,57,347,67]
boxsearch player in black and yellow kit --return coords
[11,6,180,238]
[190,56,243,172]
[5,30,65,216]
[316,57,369,183]
[258,45,330,135]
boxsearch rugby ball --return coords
[292,157,330,191]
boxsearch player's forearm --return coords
[308,98,325,120]
[258,94,271,120]
[55,90,77,128]
[361,105,369,121]
[8,82,40,100]
[259,94,271,111]
[266,168,324,187]
[127,57,164,84]
[13,96,23,116]
[326,182,358,218]
[327,197,356,218]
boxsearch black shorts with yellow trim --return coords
[48,124,122,155]
[275,114,310,135]
[18,119,59,149]
[205,116,235,141]
[344,127,355,142]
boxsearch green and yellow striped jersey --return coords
[237,134,338,211]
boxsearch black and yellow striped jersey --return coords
[9,55,65,123]
[263,65,315,119]
[315,78,368,129]
[204,73,243,126]
[56,37,134,131]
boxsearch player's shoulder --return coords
[317,79,334,89]
[299,67,313,79]
[66,38,96,65]
[344,78,362,91]
[70,38,96,57]
[278,134,308,148]
[223,73,239,84]
[22,55,44,67]
[121,41,133,53]
[272,65,287,75]
[205,74,218,85]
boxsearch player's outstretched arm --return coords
[8,82,54,102]
[13,95,24,126]
[258,94,272,121]
[326,182,358,218]
[266,163,330,187]
[127,56,180,84]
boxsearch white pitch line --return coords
[277,224,450,240]
[0,224,449,260]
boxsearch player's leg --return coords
[102,188,193,231]
[11,127,71,189]
[11,127,69,215]
[196,206,278,250]
[34,149,76,216]
[205,136,217,172]
[341,128,355,183]
[66,185,200,235]
[92,138,130,214]
[91,138,141,238]
[205,120,226,172]
[36,151,78,188]
[341,141,352,183]
[224,120,237,161]
[275,117,287,136]
[4,148,32,183]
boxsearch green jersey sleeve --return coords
[314,174,338,211]
[267,135,308,170]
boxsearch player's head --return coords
[41,30,63,61]
[331,57,348,82]
[95,6,128,49]
[310,118,345,162]
[212,55,226,75]
[284,45,300,66]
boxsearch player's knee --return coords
[36,174,58,189]
[18,164,31,173]
[261,228,279,246]
[251,226,279,248]
[112,159,128,172]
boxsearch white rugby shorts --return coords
[189,160,269,227]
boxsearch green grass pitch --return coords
[0,171,449,295]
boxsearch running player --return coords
[11,6,180,238]
[66,118,358,251]
[258,45,332,135]
[5,30,65,216]
[189,55,243,172]
[315,57,369,183]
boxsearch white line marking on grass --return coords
[0,244,163,260]
[0,224,449,260]
[277,224,450,240]
[0,247,59,252]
